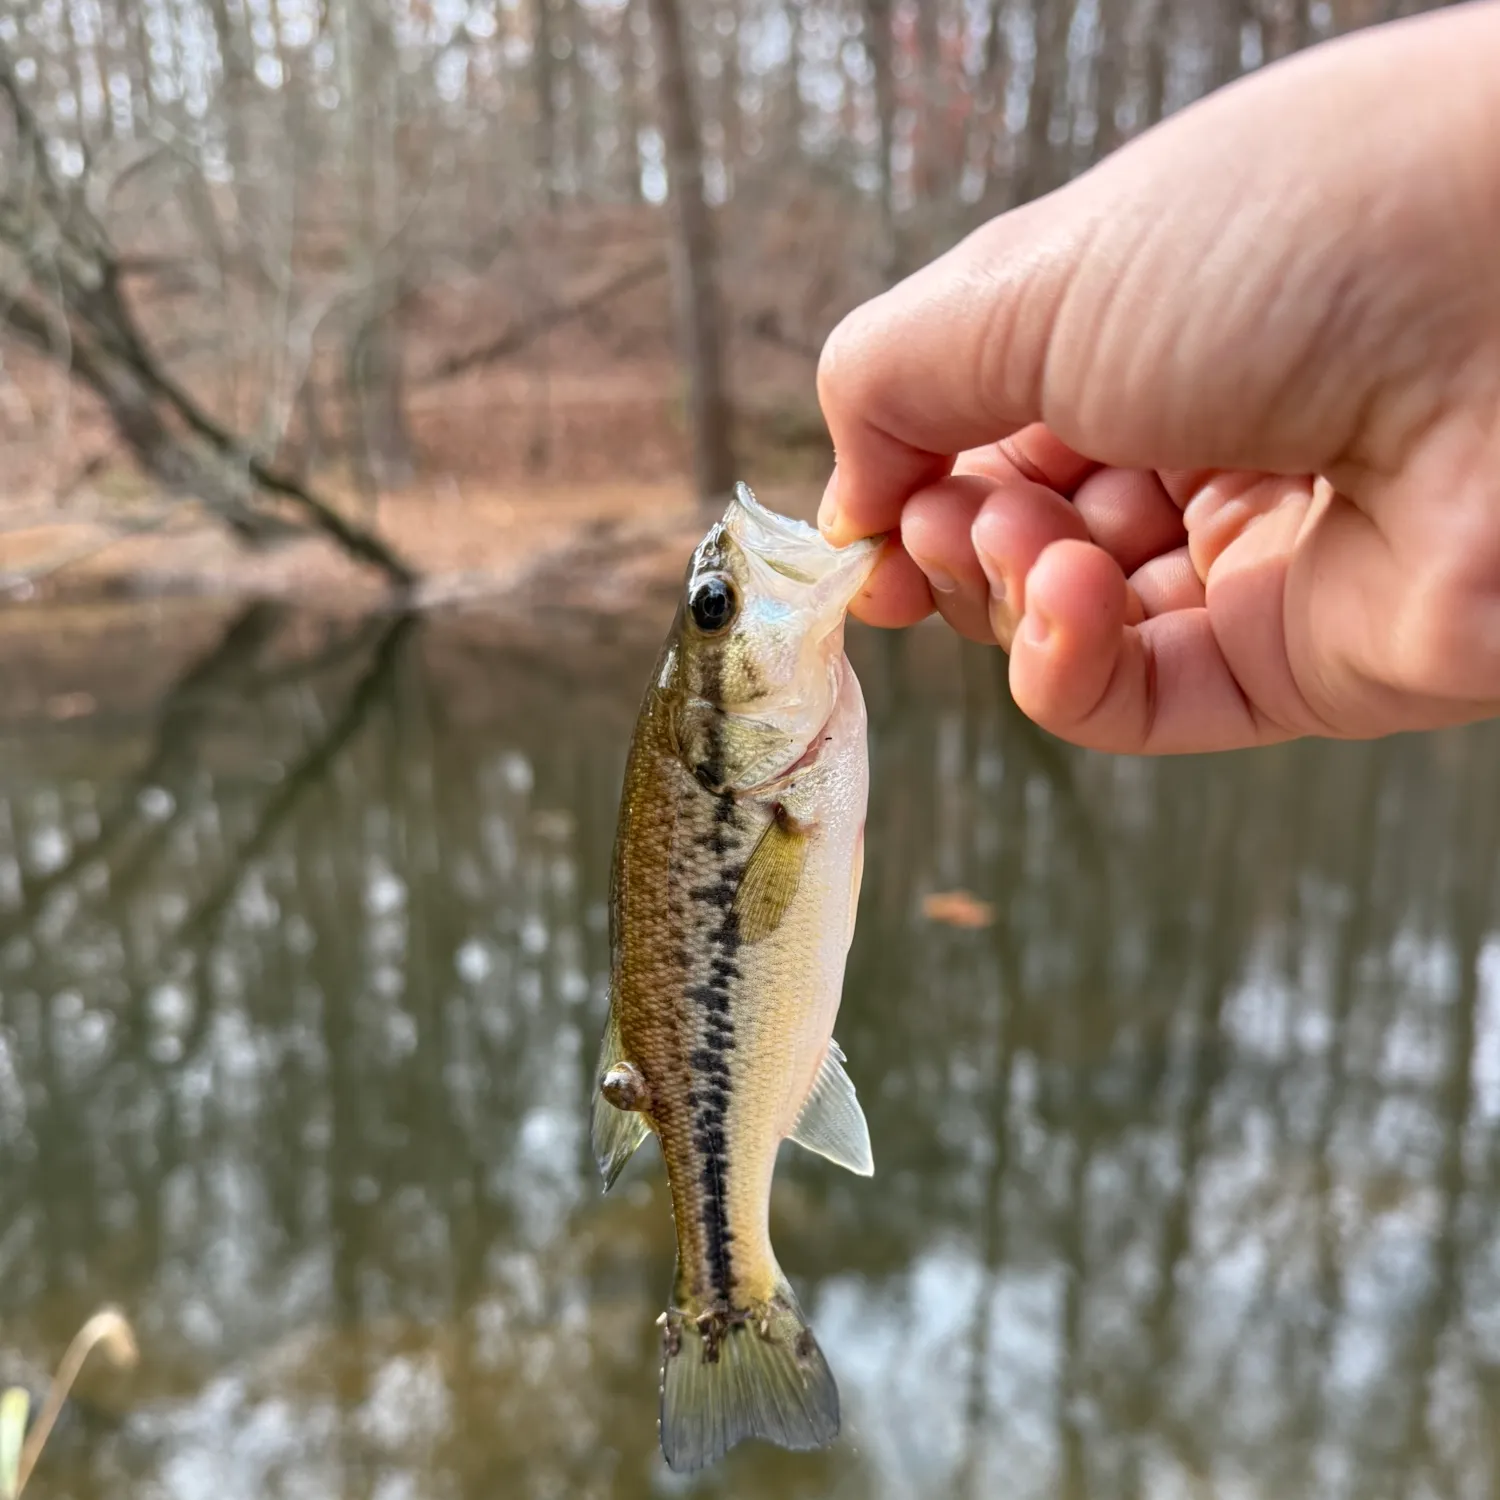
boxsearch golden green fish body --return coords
[613,652,868,1307]
[591,483,879,1473]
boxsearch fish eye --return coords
[688,576,737,635]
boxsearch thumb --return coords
[816,196,1088,545]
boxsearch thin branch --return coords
[121,330,418,583]
[422,257,667,383]
[177,611,417,943]
[743,307,822,360]
[2,279,415,585]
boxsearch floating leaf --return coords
[921,890,995,929]
[45,692,96,721]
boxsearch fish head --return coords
[665,483,882,792]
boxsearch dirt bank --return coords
[0,476,824,612]
[0,477,836,733]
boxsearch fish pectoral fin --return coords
[787,1038,874,1176]
[733,805,810,944]
[590,1003,653,1191]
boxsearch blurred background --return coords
[5,3,1500,1499]
[6,605,1500,1500]
[0,0,1434,591]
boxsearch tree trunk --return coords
[1093,0,1128,158]
[783,0,806,160]
[719,0,742,197]
[1268,0,1309,59]
[619,0,645,201]
[863,0,899,282]
[534,0,559,206]
[564,0,591,195]
[1211,0,1252,88]
[914,0,946,206]
[61,0,91,147]
[1141,0,1175,130]
[205,0,254,192]
[345,0,413,493]
[1014,0,1067,204]
[643,0,736,508]
[120,0,159,128]
[972,0,1014,218]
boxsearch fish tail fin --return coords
[658,1266,840,1473]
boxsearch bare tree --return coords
[1093,0,1131,157]
[1015,0,1069,205]
[534,0,561,207]
[643,0,736,507]
[345,0,414,493]
[864,0,900,280]
[0,0,1458,535]
[0,51,414,583]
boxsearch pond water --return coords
[2,599,1499,1500]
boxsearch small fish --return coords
[592,482,881,1472]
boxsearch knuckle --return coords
[1386,424,1500,701]
[1395,561,1500,701]
[815,309,873,412]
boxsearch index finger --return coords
[815,199,1083,544]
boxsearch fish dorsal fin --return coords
[591,1001,652,1191]
[733,807,810,944]
[788,1040,874,1176]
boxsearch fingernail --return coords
[974,536,1019,648]
[973,533,1006,597]
[908,554,957,593]
[818,470,840,537]
[1021,606,1053,649]
[994,604,1018,652]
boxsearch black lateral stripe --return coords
[684,650,737,1306]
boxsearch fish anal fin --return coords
[787,1039,874,1176]
[734,805,810,944]
[591,1002,653,1191]
[659,1270,839,1473]
[847,821,865,948]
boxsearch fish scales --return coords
[592,483,881,1473]
[614,690,761,1312]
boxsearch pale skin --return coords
[816,1,1500,755]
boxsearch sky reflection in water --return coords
[1,602,1498,1500]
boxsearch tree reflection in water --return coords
[1,606,1498,1500]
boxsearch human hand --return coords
[817,2,1500,754]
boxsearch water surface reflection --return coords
[2,602,1498,1500]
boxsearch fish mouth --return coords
[723,482,883,609]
